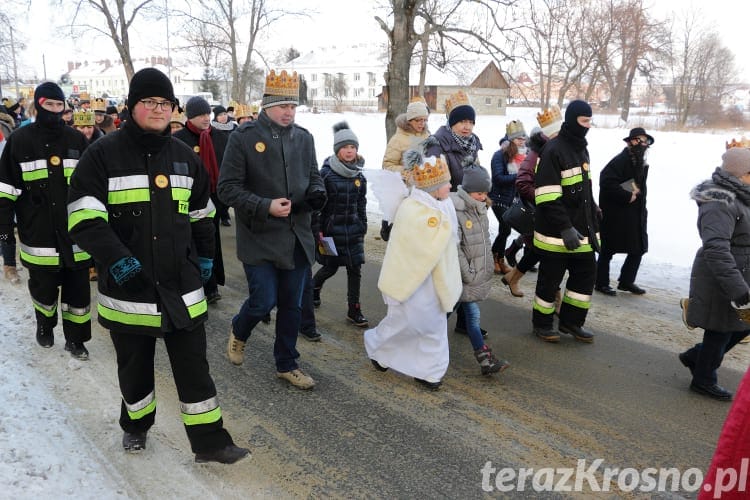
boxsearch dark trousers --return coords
[232,241,308,371]
[1,235,16,267]
[204,193,225,296]
[533,253,596,329]
[682,329,749,386]
[110,326,233,454]
[300,266,316,334]
[596,249,643,287]
[490,204,512,255]
[28,267,91,343]
[313,262,362,304]
[517,237,540,274]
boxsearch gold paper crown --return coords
[234,104,251,119]
[410,95,427,104]
[250,103,259,113]
[726,137,750,149]
[264,70,299,97]
[409,155,451,191]
[73,110,95,127]
[79,92,90,102]
[444,90,471,116]
[170,108,186,125]
[91,97,107,112]
[227,100,239,110]
[537,105,562,128]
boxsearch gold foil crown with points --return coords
[91,97,107,112]
[170,108,186,125]
[444,90,471,116]
[537,105,562,128]
[78,92,90,103]
[73,110,95,127]
[726,137,750,149]
[234,104,251,119]
[409,155,451,192]
[264,70,300,98]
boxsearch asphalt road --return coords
[188,225,741,499]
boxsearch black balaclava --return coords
[34,82,66,128]
[563,99,592,139]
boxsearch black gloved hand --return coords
[733,291,750,308]
[560,227,583,251]
[305,190,327,211]
[380,220,393,241]
[528,130,547,152]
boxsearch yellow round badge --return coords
[354,179,361,187]
[427,217,439,228]
[465,220,473,229]
[155,174,169,188]
[193,146,200,153]
[582,162,589,171]
[49,155,61,166]
[255,142,266,153]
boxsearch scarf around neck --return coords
[186,120,219,192]
[451,130,478,157]
[328,154,364,178]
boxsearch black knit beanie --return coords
[448,104,476,127]
[186,96,211,119]
[127,68,175,111]
[213,105,227,117]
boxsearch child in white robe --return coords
[364,140,462,390]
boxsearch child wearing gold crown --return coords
[364,137,462,390]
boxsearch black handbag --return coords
[501,198,535,235]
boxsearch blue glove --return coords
[110,256,143,286]
[560,227,583,251]
[199,257,213,283]
[110,256,151,293]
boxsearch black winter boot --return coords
[195,444,251,464]
[347,303,369,327]
[36,322,54,348]
[474,345,510,375]
[122,431,148,453]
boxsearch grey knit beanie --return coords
[721,148,750,178]
[185,96,211,119]
[461,162,491,193]
[333,121,359,154]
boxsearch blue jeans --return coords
[460,301,485,351]
[232,241,309,372]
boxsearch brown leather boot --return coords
[4,265,20,285]
[501,267,525,297]
[493,253,512,275]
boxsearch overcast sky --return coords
[11,0,750,83]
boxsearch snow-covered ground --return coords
[1,107,746,496]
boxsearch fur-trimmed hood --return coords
[691,167,750,207]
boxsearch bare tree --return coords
[66,0,155,82]
[172,0,305,103]
[588,0,669,121]
[668,12,737,127]
[376,0,424,140]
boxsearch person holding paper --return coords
[312,122,369,328]
[595,127,653,296]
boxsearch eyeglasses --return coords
[139,99,174,111]
[633,136,653,146]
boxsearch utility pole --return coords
[42,54,47,80]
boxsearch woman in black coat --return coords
[680,148,750,401]
[595,128,652,296]
[313,122,369,327]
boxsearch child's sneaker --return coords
[347,303,369,328]
[474,345,509,375]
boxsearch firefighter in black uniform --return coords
[67,68,248,464]
[0,82,92,359]
[532,100,600,343]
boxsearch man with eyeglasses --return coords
[67,67,249,463]
[595,127,654,297]
[0,81,92,359]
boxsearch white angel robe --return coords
[364,188,462,383]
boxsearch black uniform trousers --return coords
[533,253,596,329]
[28,267,91,343]
[110,325,233,454]
[595,249,643,288]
